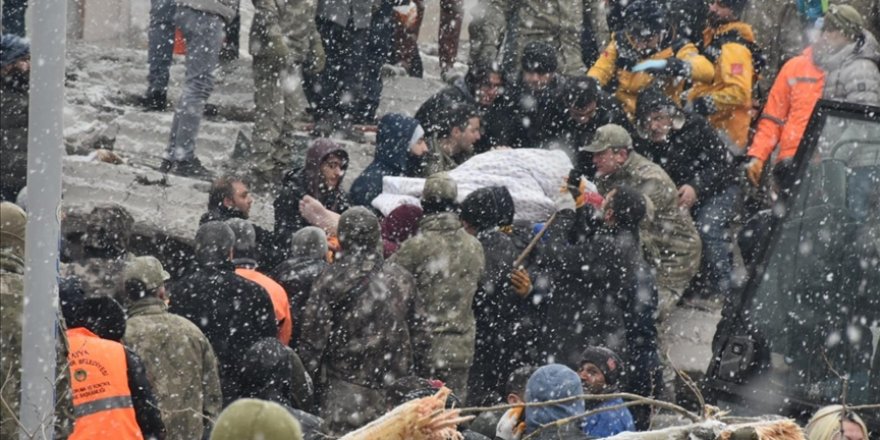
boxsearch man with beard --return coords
[501,41,573,149]
[416,61,507,153]
[201,176,279,267]
[0,34,30,201]
[688,0,758,153]
[745,3,880,186]
[422,104,482,176]
[350,113,429,207]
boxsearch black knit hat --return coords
[579,346,624,388]
[718,0,748,15]
[634,86,677,126]
[460,186,514,231]
[521,41,558,74]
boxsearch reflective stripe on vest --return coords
[67,327,144,440]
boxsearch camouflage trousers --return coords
[252,55,309,181]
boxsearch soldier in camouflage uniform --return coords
[299,207,424,434]
[249,0,326,186]
[582,125,701,316]
[1,202,74,439]
[62,204,136,305]
[469,0,607,76]
[389,173,485,402]
[122,256,222,440]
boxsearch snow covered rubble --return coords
[58,42,721,381]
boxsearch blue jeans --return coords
[694,184,741,296]
[146,0,176,94]
[166,7,225,162]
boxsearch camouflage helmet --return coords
[82,204,134,254]
[0,202,26,257]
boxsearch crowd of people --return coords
[1,0,879,438]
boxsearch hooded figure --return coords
[461,186,537,406]
[577,347,635,437]
[274,139,350,256]
[298,207,423,434]
[239,337,315,412]
[524,364,587,439]
[350,114,427,207]
[269,226,329,349]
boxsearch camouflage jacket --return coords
[594,152,702,289]
[389,213,486,372]
[124,297,223,440]
[1,250,74,439]
[249,0,320,62]
[470,0,600,74]
[422,136,461,177]
[299,250,422,390]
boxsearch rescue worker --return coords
[299,207,424,434]
[421,105,482,176]
[581,124,702,317]
[588,0,715,117]
[688,0,758,152]
[249,0,325,186]
[65,297,166,439]
[389,173,486,402]
[122,256,222,440]
[1,202,74,439]
[227,218,293,346]
[62,203,136,305]
[745,3,880,186]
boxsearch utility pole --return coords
[20,0,68,437]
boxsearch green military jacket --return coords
[422,136,460,177]
[470,0,593,74]
[389,213,486,372]
[594,152,702,290]
[124,296,223,440]
[1,250,74,439]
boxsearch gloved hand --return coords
[689,95,717,116]
[632,57,689,77]
[264,34,290,61]
[554,190,576,212]
[745,157,765,187]
[510,268,533,298]
[306,36,326,74]
[495,407,525,440]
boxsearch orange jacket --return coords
[236,268,293,346]
[67,327,143,440]
[747,47,825,162]
[689,22,756,150]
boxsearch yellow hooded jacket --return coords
[689,21,757,150]
[588,36,714,117]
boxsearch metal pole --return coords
[20,0,67,436]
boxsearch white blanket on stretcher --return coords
[371,148,596,222]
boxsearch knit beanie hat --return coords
[521,41,558,74]
[579,346,624,388]
[718,0,749,15]
[824,4,865,40]
[524,364,585,432]
[211,399,303,440]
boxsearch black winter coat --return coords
[633,114,737,202]
[499,75,572,149]
[168,261,277,405]
[269,257,329,349]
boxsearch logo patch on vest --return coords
[74,369,88,382]
[731,63,744,75]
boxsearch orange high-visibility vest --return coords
[67,327,143,440]
[236,267,293,346]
